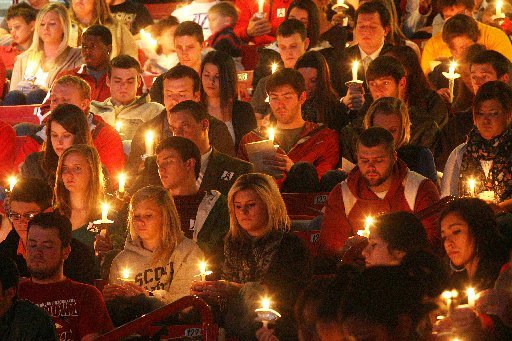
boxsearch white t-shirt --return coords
[171,1,220,40]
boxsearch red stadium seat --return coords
[144,3,179,20]
[0,105,39,126]
[282,192,329,218]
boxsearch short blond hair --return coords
[54,75,92,100]
[227,173,290,240]
[364,97,410,148]
[208,2,239,24]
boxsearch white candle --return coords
[121,268,131,280]
[497,0,503,16]
[8,176,17,192]
[198,261,212,282]
[115,121,122,133]
[357,216,374,238]
[352,61,359,82]
[448,62,457,103]
[145,131,154,156]
[260,298,271,328]
[467,287,477,308]
[448,61,457,76]
[468,178,476,197]
[118,173,126,194]
[258,0,265,13]
[101,203,110,222]
[271,63,278,74]
[268,127,275,142]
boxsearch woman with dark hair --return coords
[439,198,509,291]
[200,50,256,148]
[295,50,347,131]
[383,45,448,137]
[286,0,320,48]
[442,81,512,208]
[20,104,92,187]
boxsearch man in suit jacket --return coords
[131,100,253,196]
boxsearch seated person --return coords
[200,50,257,149]
[14,76,125,179]
[434,49,511,170]
[106,0,153,35]
[233,0,286,46]
[420,0,512,75]
[53,144,121,251]
[90,55,164,142]
[238,68,339,189]
[0,178,99,284]
[318,127,440,259]
[341,55,447,155]
[1,3,36,76]
[131,101,253,196]
[127,65,235,176]
[205,2,242,60]
[191,173,311,340]
[143,16,180,75]
[172,0,218,39]
[6,3,83,105]
[103,186,203,304]
[150,21,205,104]
[364,97,437,182]
[155,136,228,272]
[68,0,137,58]
[442,81,512,209]
[0,258,57,340]
[251,19,309,118]
[57,25,113,103]
[0,121,15,187]
[18,212,113,340]
[295,50,347,132]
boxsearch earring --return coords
[449,259,465,273]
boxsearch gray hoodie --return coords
[110,237,204,304]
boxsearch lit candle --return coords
[139,29,157,52]
[258,0,265,13]
[118,173,126,195]
[467,287,477,308]
[268,127,275,142]
[145,131,154,156]
[119,268,132,282]
[442,289,459,315]
[448,61,456,76]
[443,61,459,103]
[357,215,374,238]
[352,61,359,82]
[497,0,503,17]
[468,178,476,197]
[8,176,17,192]
[337,0,345,5]
[197,261,212,282]
[255,297,281,328]
[271,63,278,74]
[115,121,122,133]
[101,203,110,222]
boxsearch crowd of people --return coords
[0,0,511,340]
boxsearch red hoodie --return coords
[318,159,440,257]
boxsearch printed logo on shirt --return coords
[193,13,209,28]
[134,262,175,292]
[221,171,235,181]
[276,8,286,18]
[36,299,78,341]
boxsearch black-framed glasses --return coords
[8,212,38,221]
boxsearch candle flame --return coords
[121,268,130,279]
[140,29,157,51]
[365,216,374,228]
[199,261,207,274]
[261,297,271,310]
[115,121,122,132]
[442,290,453,300]
[271,63,278,74]
[8,176,17,191]
[268,127,275,142]
[145,130,154,143]
[102,202,110,212]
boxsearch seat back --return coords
[144,3,179,20]
[0,105,39,125]
[283,192,329,219]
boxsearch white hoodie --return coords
[110,237,204,304]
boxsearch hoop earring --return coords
[449,259,466,273]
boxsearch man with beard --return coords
[18,212,113,341]
[318,127,440,259]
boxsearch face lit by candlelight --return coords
[473,99,511,140]
[233,189,269,237]
[201,63,220,99]
[287,7,309,29]
[50,121,75,157]
[357,143,397,189]
[175,35,202,70]
[268,85,306,125]
[298,67,318,98]
[470,63,507,94]
[447,35,475,61]
[362,229,405,267]
[276,33,309,68]
[372,113,402,147]
[368,76,405,101]
[107,67,141,106]
[440,212,476,268]
[61,152,91,193]
[354,13,389,54]
[131,198,163,247]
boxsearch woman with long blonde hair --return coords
[68,0,137,58]
[54,144,105,248]
[192,173,311,340]
[7,3,82,104]
[104,186,203,306]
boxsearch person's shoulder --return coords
[175,237,203,258]
[212,148,252,166]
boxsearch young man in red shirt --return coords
[19,212,113,340]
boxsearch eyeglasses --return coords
[8,212,39,221]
